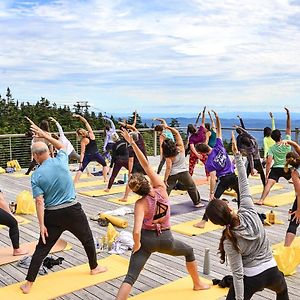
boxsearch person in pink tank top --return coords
[115,129,210,300]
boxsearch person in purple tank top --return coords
[115,129,210,300]
[193,110,240,229]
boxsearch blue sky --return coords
[1,0,300,117]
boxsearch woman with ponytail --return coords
[282,140,300,246]
[115,129,209,300]
[205,131,288,300]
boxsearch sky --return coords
[1,0,300,117]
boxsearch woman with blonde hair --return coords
[73,114,108,183]
[115,129,209,300]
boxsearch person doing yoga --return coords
[115,129,210,300]
[205,132,289,300]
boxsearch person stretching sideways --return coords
[103,116,117,161]
[282,140,300,246]
[263,112,276,163]
[115,129,210,300]
[255,107,291,205]
[205,131,289,300]
[20,119,107,294]
[193,110,239,229]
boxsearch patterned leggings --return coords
[189,151,208,176]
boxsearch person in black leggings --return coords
[0,190,27,255]
[73,114,108,183]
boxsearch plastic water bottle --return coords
[123,173,128,184]
[93,236,100,253]
[203,248,210,275]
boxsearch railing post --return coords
[154,130,157,157]
[9,136,12,160]
[295,127,299,144]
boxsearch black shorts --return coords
[268,167,291,182]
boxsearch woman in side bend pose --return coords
[115,129,210,300]
[282,139,300,246]
[103,116,117,161]
[0,190,28,256]
[205,132,289,300]
[73,114,108,183]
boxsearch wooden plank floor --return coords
[0,157,299,300]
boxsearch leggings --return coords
[26,203,97,282]
[123,229,195,286]
[246,159,266,187]
[202,173,240,221]
[226,266,288,300]
[189,151,209,176]
[107,159,128,189]
[287,198,299,235]
[79,152,106,172]
[157,157,166,174]
[0,208,19,249]
[167,171,201,205]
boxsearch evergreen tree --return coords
[170,118,180,127]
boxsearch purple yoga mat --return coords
[171,199,208,216]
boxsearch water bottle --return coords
[93,235,100,253]
[269,210,275,224]
[123,173,128,184]
[203,248,210,275]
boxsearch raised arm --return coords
[231,131,253,208]
[208,111,215,129]
[281,140,300,156]
[285,107,291,136]
[269,112,275,130]
[49,117,64,137]
[237,115,245,129]
[73,114,95,139]
[212,110,222,139]
[121,129,165,190]
[153,117,167,126]
[195,112,201,126]
[164,125,184,151]
[119,122,138,132]
[103,116,116,131]
[201,106,206,125]
[132,110,137,128]
[235,125,255,140]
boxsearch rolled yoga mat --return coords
[129,276,228,300]
[0,255,128,300]
[100,213,128,228]
[0,239,71,266]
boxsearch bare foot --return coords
[193,220,206,228]
[119,198,128,202]
[20,281,33,294]
[194,282,210,290]
[194,202,205,208]
[13,247,28,256]
[103,188,110,193]
[87,173,94,178]
[254,200,264,206]
[90,265,107,275]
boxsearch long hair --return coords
[40,120,50,132]
[187,124,196,135]
[76,128,88,138]
[161,139,178,158]
[205,200,240,263]
[285,151,300,173]
[128,173,151,196]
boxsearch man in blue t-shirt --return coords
[20,119,107,294]
[192,110,239,228]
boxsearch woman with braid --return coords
[205,132,288,300]
[115,129,209,300]
[73,114,108,183]
[282,140,300,246]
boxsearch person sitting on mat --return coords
[73,114,108,183]
[20,119,107,294]
[205,131,289,300]
[193,110,239,229]
[115,129,210,300]
[161,124,204,208]
[104,132,129,193]
[255,107,291,205]
[153,117,175,175]
[282,139,300,246]
[0,190,28,256]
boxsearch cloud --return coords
[0,0,300,116]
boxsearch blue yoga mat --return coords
[171,199,208,216]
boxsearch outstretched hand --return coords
[30,123,47,138]
[73,114,81,118]
[120,128,134,144]
[231,131,239,155]
[284,107,289,114]
[48,117,56,123]
[24,116,35,125]
[269,112,273,118]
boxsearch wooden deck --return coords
[0,156,299,300]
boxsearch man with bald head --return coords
[21,119,106,294]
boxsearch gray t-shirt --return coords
[170,152,187,175]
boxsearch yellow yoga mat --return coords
[0,239,71,266]
[272,236,300,250]
[262,191,295,207]
[0,215,30,230]
[109,195,140,205]
[0,255,128,300]
[129,276,227,300]
[75,180,106,189]
[171,219,222,236]
[100,214,128,228]
[79,185,126,197]
[224,184,283,197]
[170,190,187,197]
[10,173,29,178]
